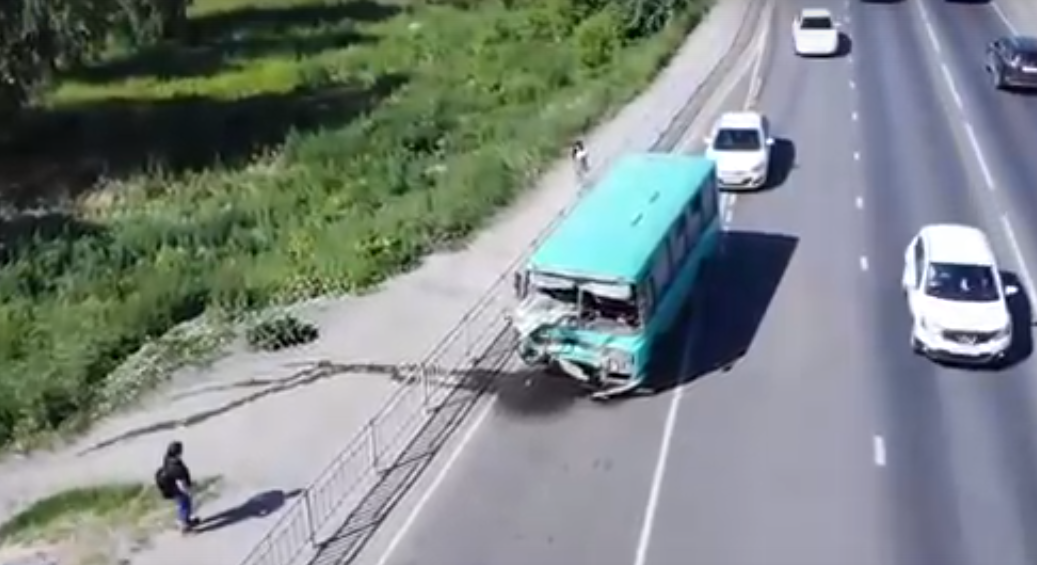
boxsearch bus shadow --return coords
[652,230,799,390]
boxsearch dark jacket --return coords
[159,455,193,495]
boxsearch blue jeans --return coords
[174,491,193,526]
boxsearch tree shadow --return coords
[67,0,402,83]
[0,73,407,208]
[0,212,105,265]
[194,488,304,534]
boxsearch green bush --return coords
[246,314,319,352]
[0,0,712,447]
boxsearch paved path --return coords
[0,1,755,564]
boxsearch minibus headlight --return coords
[603,349,634,374]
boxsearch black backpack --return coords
[154,466,176,499]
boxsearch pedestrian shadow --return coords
[194,488,303,534]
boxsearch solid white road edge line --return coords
[1000,215,1037,304]
[992,2,1019,34]
[963,122,995,190]
[939,63,963,111]
[374,395,495,565]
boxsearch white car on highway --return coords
[704,111,773,190]
[793,8,840,57]
[902,224,1018,365]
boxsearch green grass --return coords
[0,0,712,447]
[0,477,221,544]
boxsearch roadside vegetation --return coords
[0,0,712,447]
[0,478,221,560]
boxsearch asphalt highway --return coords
[349,0,1037,564]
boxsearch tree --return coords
[0,0,192,121]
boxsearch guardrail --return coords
[237,209,572,565]
[236,2,766,563]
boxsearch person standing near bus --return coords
[571,140,590,182]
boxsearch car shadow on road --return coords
[650,230,798,391]
[998,271,1033,369]
[836,32,853,58]
[763,137,796,190]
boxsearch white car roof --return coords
[800,8,833,18]
[921,224,996,266]
[715,111,763,130]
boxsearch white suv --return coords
[902,224,1019,364]
[704,111,773,190]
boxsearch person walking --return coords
[570,139,590,184]
[155,440,199,533]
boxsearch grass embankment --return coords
[0,0,712,446]
[0,479,220,557]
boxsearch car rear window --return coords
[800,16,833,30]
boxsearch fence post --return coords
[367,420,380,473]
[421,364,431,412]
[303,490,318,548]
[462,316,472,361]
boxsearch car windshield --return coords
[800,16,833,30]
[1013,50,1037,66]
[712,128,761,151]
[924,262,1000,303]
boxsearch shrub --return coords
[246,314,319,352]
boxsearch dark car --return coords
[986,35,1037,90]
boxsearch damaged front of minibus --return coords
[508,269,650,400]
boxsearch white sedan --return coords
[902,224,1018,365]
[703,111,773,190]
[792,8,840,57]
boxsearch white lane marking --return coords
[1001,215,1037,302]
[940,63,963,110]
[633,376,684,565]
[635,246,722,564]
[854,151,860,161]
[992,2,1019,34]
[852,111,858,121]
[374,397,496,565]
[849,80,856,90]
[855,196,864,210]
[720,193,737,225]
[963,122,995,190]
[860,256,869,271]
[873,435,887,467]
[744,3,771,109]
[919,3,942,54]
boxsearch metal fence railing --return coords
[235,2,766,562]
[236,205,575,565]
